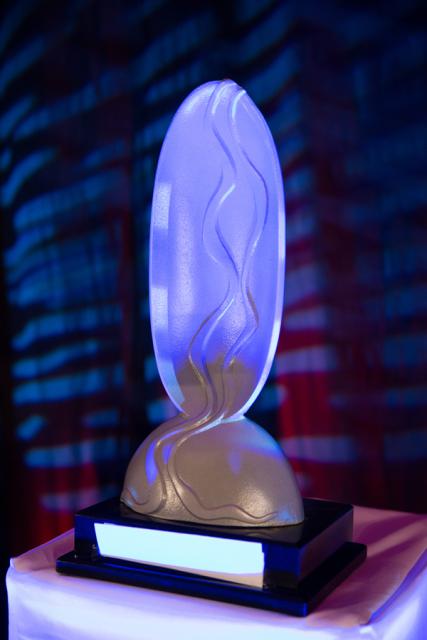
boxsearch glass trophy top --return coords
[150,79,285,422]
[122,80,303,528]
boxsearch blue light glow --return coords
[384,430,427,461]
[275,345,338,374]
[13,170,123,230]
[145,442,157,484]
[146,397,176,423]
[16,414,47,440]
[245,45,299,103]
[0,37,45,95]
[131,15,213,88]
[0,96,34,139]
[84,408,119,428]
[13,340,100,378]
[280,435,358,463]
[2,149,55,206]
[25,436,125,468]
[95,523,264,587]
[12,305,120,350]
[14,364,123,404]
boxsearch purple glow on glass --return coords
[150,80,285,421]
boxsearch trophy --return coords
[57,80,365,615]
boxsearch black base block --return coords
[56,497,366,617]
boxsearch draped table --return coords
[7,505,427,639]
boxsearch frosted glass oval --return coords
[150,80,285,421]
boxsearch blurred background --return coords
[1,0,426,629]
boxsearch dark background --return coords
[1,0,426,634]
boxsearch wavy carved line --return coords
[135,84,239,516]
[163,84,277,523]
[226,94,269,374]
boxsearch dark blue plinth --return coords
[56,497,366,616]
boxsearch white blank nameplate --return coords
[94,523,264,588]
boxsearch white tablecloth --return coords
[7,505,427,639]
